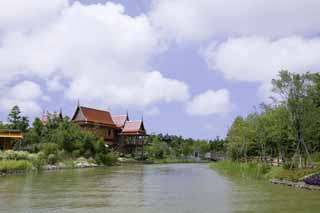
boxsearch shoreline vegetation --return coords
[209,71,320,190]
[210,161,320,190]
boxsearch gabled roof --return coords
[112,115,128,128]
[72,106,115,126]
[121,120,146,135]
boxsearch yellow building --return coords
[0,130,23,150]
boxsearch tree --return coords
[7,105,29,132]
[272,71,314,167]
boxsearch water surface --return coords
[0,164,319,212]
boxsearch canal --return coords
[0,164,319,212]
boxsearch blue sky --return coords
[0,0,320,139]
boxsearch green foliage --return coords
[41,143,58,157]
[0,160,32,173]
[95,152,118,166]
[7,105,29,132]
[224,71,320,168]
[47,154,57,165]
[146,134,217,161]
[210,161,270,179]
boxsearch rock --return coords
[271,179,320,190]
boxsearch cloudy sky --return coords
[0,0,320,139]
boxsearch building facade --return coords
[71,106,147,153]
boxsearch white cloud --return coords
[204,36,320,100]
[0,81,43,116]
[186,89,232,115]
[0,1,189,112]
[150,0,320,42]
[0,0,67,33]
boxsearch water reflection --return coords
[0,164,319,213]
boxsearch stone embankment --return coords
[271,179,320,190]
[43,162,98,171]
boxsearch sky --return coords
[0,0,320,139]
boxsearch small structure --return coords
[71,105,147,154]
[0,130,23,150]
[41,109,63,125]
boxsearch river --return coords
[0,164,319,213]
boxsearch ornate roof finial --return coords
[141,113,144,122]
[126,109,129,121]
[59,107,63,119]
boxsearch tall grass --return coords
[210,161,320,182]
[210,161,270,179]
[0,160,32,173]
[0,150,42,171]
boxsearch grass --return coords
[0,160,33,173]
[210,160,320,182]
[210,160,270,179]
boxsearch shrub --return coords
[95,152,118,166]
[0,160,32,173]
[0,150,29,160]
[47,154,57,165]
[41,143,58,156]
[72,150,81,158]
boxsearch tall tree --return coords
[272,71,313,167]
[7,105,29,132]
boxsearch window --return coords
[108,129,112,136]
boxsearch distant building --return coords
[71,105,147,153]
[41,109,63,125]
[0,130,23,150]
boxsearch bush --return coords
[0,150,29,160]
[47,154,57,165]
[95,152,118,166]
[72,150,81,158]
[0,160,32,173]
[41,143,58,156]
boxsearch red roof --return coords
[112,115,128,128]
[122,120,145,135]
[73,106,115,126]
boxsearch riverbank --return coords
[0,150,118,176]
[210,161,320,190]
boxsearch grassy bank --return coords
[210,161,320,182]
[0,150,118,175]
[0,160,32,174]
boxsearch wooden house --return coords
[0,130,23,150]
[71,106,147,153]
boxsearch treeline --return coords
[225,71,320,168]
[146,133,225,160]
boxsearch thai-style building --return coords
[41,109,63,125]
[71,106,147,153]
[0,130,23,150]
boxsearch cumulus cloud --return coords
[186,89,232,115]
[203,36,320,100]
[0,81,43,115]
[0,0,67,33]
[0,1,189,114]
[150,0,320,42]
[204,37,320,82]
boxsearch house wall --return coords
[79,124,116,144]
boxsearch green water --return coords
[0,164,319,213]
